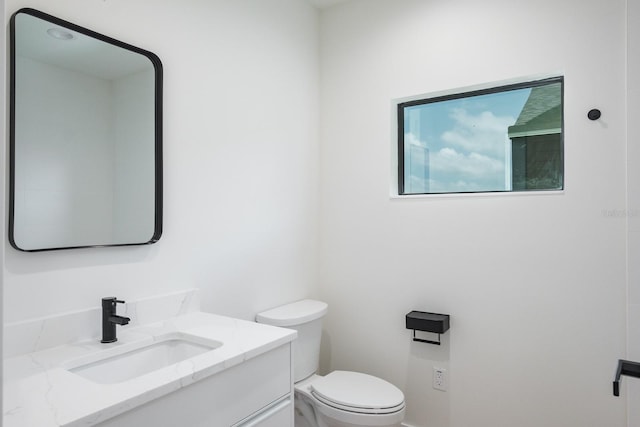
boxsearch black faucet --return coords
[101,297,130,343]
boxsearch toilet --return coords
[256,299,406,427]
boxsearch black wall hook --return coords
[588,109,601,121]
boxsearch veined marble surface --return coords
[4,289,200,359]
[3,311,296,427]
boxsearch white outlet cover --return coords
[433,367,447,391]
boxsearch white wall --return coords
[318,1,627,426]
[627,0,640,424]
[3,1,636,426]
[3,0,319,324]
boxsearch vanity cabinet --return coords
[97,343,293,427]
[234,396,292,427]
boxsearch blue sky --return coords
[404,87,531,193]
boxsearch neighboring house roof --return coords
[508,83,562,138]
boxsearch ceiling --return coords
[16,12,152,80]
[306,0,351,9]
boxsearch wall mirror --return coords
[9,8,163,251]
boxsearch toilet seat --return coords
[310,371,405,415]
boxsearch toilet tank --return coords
[256,299,328,382]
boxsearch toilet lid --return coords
[310,371,404,414]
[256,299,328,327]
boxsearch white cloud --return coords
[404,131,426,148]
[403,106,516,192]
[431,147,504,176]
[428,147,505,192]
[441,108,515,158]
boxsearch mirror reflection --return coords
[10,9,162,251]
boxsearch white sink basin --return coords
[68,333,222,384]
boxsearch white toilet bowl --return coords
[256,300,406,427]
[295,372,405,427]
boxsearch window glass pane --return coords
[399,79,563,194]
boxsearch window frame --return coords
[396,76,565,196]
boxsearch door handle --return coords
[613,359,640,396]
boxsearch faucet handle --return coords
[102,297,126,306]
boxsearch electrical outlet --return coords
[433,367,447,391]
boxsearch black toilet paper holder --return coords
[406,311,450,345]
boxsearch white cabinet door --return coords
[235,397,292,427]
[97,344,292,427]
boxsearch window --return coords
[397,77,563,195]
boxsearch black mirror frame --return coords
[8,8,163,252]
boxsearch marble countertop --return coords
[3,311,296,427]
